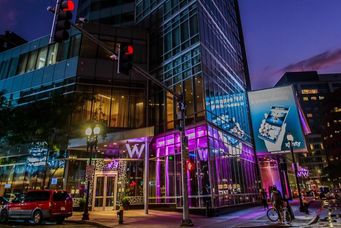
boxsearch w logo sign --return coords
[125,144,145,159]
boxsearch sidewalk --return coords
[67,206,267,228]
[66,202,338,228]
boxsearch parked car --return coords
[0,190,72,224]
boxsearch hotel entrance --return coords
[92,171,118,211]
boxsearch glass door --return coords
[93,172,117,211]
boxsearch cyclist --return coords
[271,185,284,224]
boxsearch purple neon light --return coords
[297,103,311,135]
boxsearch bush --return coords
[122,197,130,210]
[78,198,86,211]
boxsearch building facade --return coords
[275,71,341,188]
[77,0,135,26]
[321,88,341,188]
[0,31,26,53]
[135,0,258,210]
[0,0,260,212]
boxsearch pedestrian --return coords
[271,185,284,224]
[260,188,269,210]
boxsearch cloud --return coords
[251,49,341,90]
[281,49,341,72]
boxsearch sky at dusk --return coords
[1,0,341,90]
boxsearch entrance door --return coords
[92,172,117,211]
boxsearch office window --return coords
[303,97,308,101]
[69,34,81,58]
[310,96,317,100]
[189,14,198,37]
[307,113,313,118]
[26,50,38,72]
[195,76,204,116]
[17,54,28,74]
[36,47,48,69]
[301,89,318,94]
[166,92,174,130]
[47,43,59,65]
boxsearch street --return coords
[1,222,97,228]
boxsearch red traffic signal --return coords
[125,45,134,55]
[62,0,75,12]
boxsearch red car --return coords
[0,190,72,224]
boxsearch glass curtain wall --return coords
[150,123,258,208]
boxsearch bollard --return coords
[328,207,333,228]
[117,205,124,224]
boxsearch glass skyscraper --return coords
[136,0,258,210]
[77,0,135,25]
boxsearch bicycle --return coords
[267,206,292,224]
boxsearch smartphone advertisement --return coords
[248,86,307,153]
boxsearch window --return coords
[53,192,70,201]
[17,54,28,74]
[301,89,318,94]
[310,96,317,100]
[307,113,313,118]
[47,43,59,65]
[303,97,309,101]
[25,191,50,202]
[36,47,48,69]
[189,14,198,37]
[26,50,38,72]
[166,92,174,130]
[69,34,81,58]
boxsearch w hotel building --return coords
[0,0,259,213]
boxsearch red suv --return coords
[0,190,72,224]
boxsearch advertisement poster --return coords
[248,86,307,153]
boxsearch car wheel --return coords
[0,209,8,223]
[56,217,65,224]
[32,210,42,224]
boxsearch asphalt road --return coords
[1,221,97,228]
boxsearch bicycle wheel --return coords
[267,208,279,222]
[285,210,292,223]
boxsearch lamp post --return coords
[82,125,100,221]
[286,133,304,212]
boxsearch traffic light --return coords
[119,43,134,74]
[54,0,74,43]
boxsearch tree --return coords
[1,92,88,189]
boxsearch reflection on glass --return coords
[36,47,48,69]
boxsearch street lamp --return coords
[82,125,100,221]
[286,133,304,212]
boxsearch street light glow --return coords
[85,127,92,136]
[93,126,100,135]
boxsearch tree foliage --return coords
[0,92,86,152]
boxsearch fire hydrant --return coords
[117,205,124,224]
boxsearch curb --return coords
[306,215,319,225]
[67,219,113,228]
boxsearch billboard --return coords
[248,86,307,153]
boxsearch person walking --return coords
[271,185,284,224]
[260,189,269,210]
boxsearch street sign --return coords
[4,183,11,189]
[51,178,58,185]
